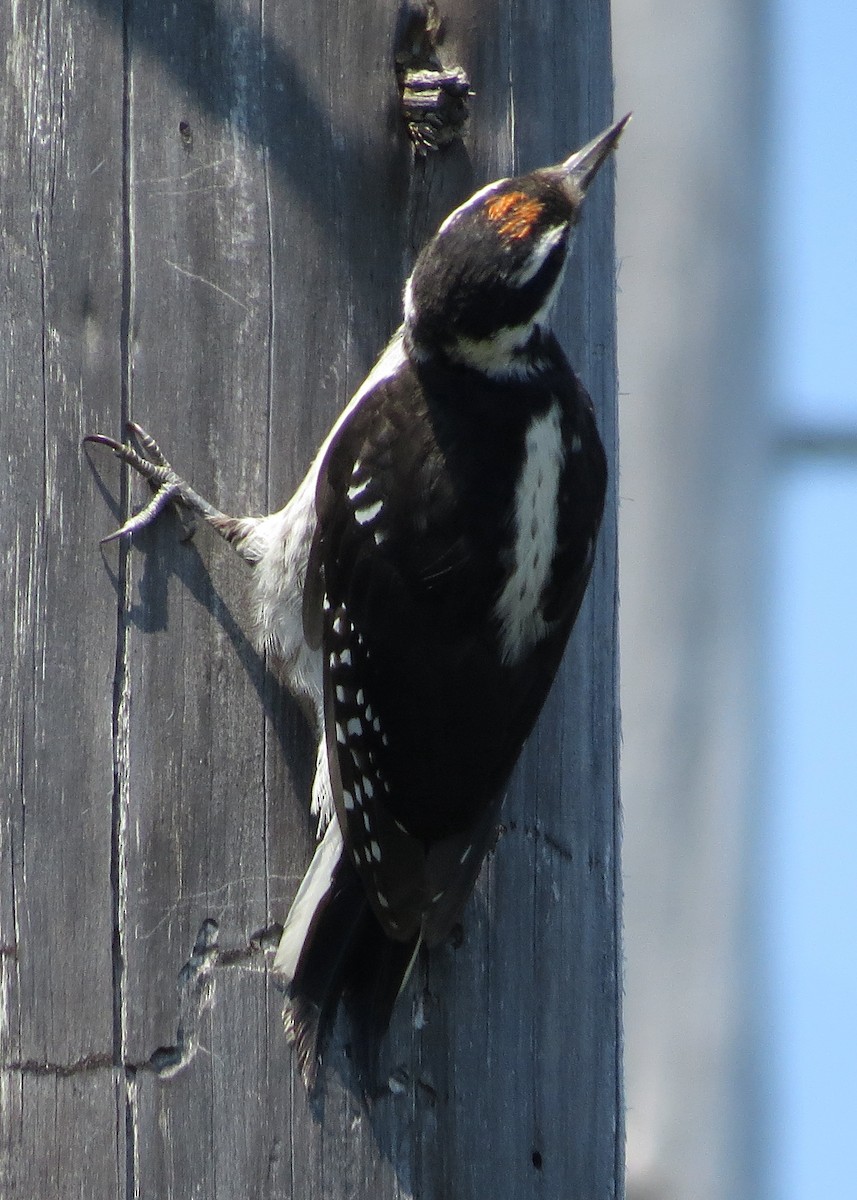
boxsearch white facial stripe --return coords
[510,224,567,286]
[447,240,570,380]
[534,252,569,322]
[450,324,538,380]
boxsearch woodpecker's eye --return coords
[485,191,546,242]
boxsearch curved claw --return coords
[83,424,171,485]
[83,423,187,542]
[83,421,230,546]
[83,432,127,453]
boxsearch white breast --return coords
[495,401,565,665]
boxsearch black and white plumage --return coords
[84,114,629,1091]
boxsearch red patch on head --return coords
[486,191,544,241]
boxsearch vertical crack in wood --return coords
[259,4,278,1104]
[505,8,517,175]
[123,1071,139,1200]
[112,3,137,1196]
[261,0,276,932]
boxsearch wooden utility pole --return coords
[1,2,621,1196]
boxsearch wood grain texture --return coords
[1,1,621,1196]
[0,0,124,1070]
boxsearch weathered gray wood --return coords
[2,1,621,1196]
[1,1,126,1195]
[1,1075,124,1196]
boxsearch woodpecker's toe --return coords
[83,425,186,543]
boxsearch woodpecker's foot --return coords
[83,421,228,546]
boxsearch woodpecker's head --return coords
[403,114,630,377]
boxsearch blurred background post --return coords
[614,2,857,1198]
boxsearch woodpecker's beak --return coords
[562,113,631,194]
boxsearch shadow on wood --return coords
[1,0,620,1196]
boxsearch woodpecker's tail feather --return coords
[275,820,419,1092]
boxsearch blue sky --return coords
[767,2,857,1196]
[770,1,857,417]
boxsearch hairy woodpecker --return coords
[84,113,628,1091]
